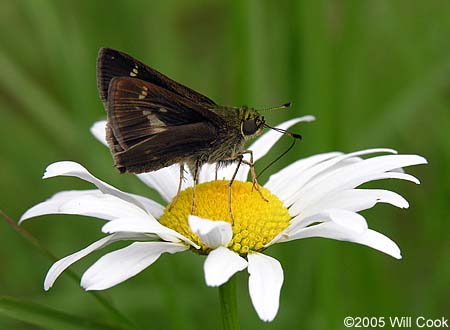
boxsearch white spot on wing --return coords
[143,110,167,127]
[138,88,148,100]
[130,65,138,77]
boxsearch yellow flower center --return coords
[159,180,290,255]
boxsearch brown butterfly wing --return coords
[106,77,224,173]
[97,48,217,107]
[111,123,218,173]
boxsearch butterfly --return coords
[96,48,300,220]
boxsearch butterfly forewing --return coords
[97,48,217,107]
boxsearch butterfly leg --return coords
[168,163,185,211]
[215,163,219,181]
[227,155,244,224]
[241,150,268,202]
[191,160,201,214]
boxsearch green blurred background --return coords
[1,1,449,329]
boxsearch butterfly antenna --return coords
[257,124,302,179]
[263,124,302,140]
[258,102,292,112]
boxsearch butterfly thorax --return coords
[204,105,265,162]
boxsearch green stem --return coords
[219,275,239,330]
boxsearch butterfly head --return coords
[239,102,299,141]
[240,106,266,139]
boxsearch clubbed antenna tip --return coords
[259,102,293,112]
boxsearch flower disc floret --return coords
[159,180,290,254]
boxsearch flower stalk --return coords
[219,274,239,330]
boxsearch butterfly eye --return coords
[242,119,259,136]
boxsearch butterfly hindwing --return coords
[112,122,218,173]
[106,77,222,173]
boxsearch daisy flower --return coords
[20,116,426,322]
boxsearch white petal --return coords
[352,171,420,185]
[280,149,397,207]
[102,217,171,235]
[81,241,188,290]
[137,164,193,203]
[298,189,409,219]
[276,222,401,259]
[289,173,420,218]
[90,120,108,146]
[20,190,149,223]
[198,163,237,184]
[265,151,342,194]
[303,154,424,194]
[188,215,232,248]
[247,252,284,322]
[43,161,148,211]
[128,193,165,219]
[199,116,315,183]
[277,157,364,204]
[102,217,199,248]
[289,154,426,216]
[204,246,247,286]
[291,173,420,218]
[287,209,368,236]
[44,232,149,290]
